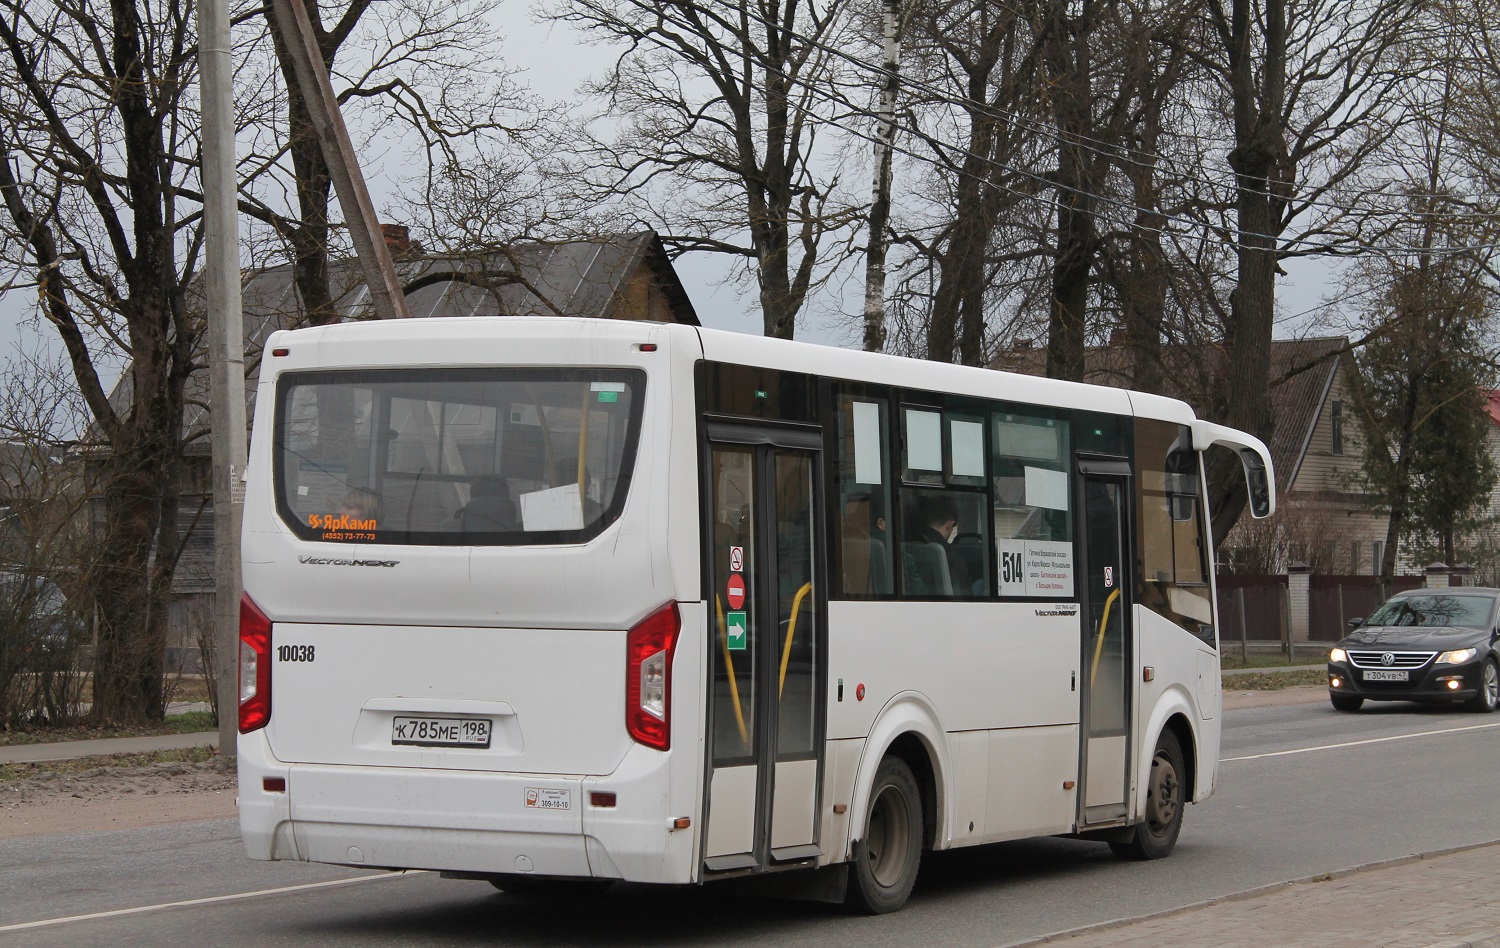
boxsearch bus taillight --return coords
[239,593,273,733]
[626,601,680,751]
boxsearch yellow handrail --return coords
[779,582,814,697]
[1090,587,1121,687]
[715,595,749,747]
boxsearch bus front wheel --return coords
[1109,730,1184,861]
[847,755,923,914]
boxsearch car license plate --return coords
[391,716,492,748]
[1362,669,1409,682]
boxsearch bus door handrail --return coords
[1090,587,1121,687]
[779,582,813,697]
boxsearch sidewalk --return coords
[1012,840,1500,948]
[0,730,218,764]
[0,703,219,765]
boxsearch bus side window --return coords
[895,404,993,600]
[992,412,1073,599]
[835,395,893,596]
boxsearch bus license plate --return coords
[391,716,492,748]
[1362,669,1409,682]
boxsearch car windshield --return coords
[1365,594,1493,628]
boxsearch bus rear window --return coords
[274,368,645,545]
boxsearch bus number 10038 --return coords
[277,644,315,663]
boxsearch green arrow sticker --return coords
[726,611,747,651]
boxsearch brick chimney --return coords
[381,223,412,255]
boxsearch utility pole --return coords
[197,0,246,760]
[265,0,412,320]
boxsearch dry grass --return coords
[0,711,217,747]
[1225,669,1329,690]
[0,745,219,783]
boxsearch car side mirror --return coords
[1347,618,1364,629]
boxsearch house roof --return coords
[1485,391,1500,426]
[991,336,1349,485]
[98,231,698,455]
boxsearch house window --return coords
[1373,540,1385,573]
[1350,540,1360,574]
[1331,400,1344,455]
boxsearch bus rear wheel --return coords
[1109,730,1184,861]
[847,755,923,915]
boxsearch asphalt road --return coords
[4,699,1499,947]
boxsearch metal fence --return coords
[1308,575,1423,642]
[1215,574,1287,646]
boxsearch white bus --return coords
[238,316,1273,913]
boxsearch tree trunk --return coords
[1207,0,1287,545]
[863,0,904,353]
[1039,0,1098,383]
[269,9,338,327]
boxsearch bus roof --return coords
[264,316,1199,426]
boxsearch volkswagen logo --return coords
[1381,652,1396,666]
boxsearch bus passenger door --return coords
[702,426,825,872]
[1077,462,1133,826]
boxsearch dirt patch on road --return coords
[0,755,236,839]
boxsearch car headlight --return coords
[1436,648,1478,665]
[1329,648,1347,663]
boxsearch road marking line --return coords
[0,870,426,932]
[1222,720,1500,762]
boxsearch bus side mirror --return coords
[1240,450,1271,518]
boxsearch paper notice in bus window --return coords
[950,419,985,477]
[1024,466,1069,511]
[852,401,882,485]
[520,483,584,531]
[999,538,1075,597]
[296,461,347,515]
[905,409,942,471]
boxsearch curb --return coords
[1000,838,1500,947]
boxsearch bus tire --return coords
[1109,729,1184,862]
[846,755,923,915]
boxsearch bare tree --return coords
[1198,0,1414,541]
[0,0,205,723]
[0,351,95,727]
[548,0,860,339]
[893,0,1042,366]
[234,0,536,326]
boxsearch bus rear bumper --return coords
[237,733,694,884]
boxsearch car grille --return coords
[1347,650,1435,669]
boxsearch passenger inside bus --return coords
[339,487,384,522]
[903,493,987,596]
[902,494,956,596]
[841,494,892,595]
[458,475,517,532]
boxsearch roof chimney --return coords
[381,223,412,256]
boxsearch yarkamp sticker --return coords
[525,788,572,810]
